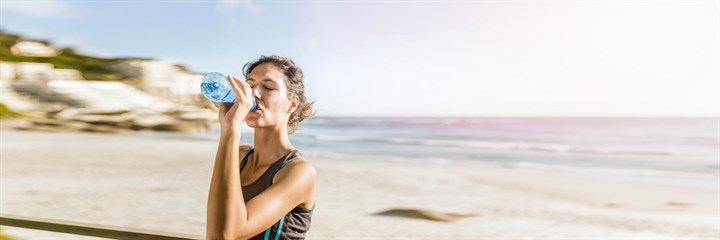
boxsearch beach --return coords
[1,128,718,239]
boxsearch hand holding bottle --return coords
[211,75,255,134]
[201,72,258,109]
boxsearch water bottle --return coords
[200,72,258,112]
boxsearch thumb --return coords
[212,101,223,109]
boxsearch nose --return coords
[252,87,261,99]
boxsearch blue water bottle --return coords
[200,72,258,112]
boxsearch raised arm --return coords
[206,131,244,239]
[206,74,254,239]
[206,130,316,239]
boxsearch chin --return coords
[245,117,269,128]
[245,119,259,128]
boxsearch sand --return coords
[0,128,718,239]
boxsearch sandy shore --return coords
[1,129,718,239]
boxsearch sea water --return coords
[199,117,719,189]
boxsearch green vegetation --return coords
[0,226,17,240]
[0,30,127,80]
[0,30,190,81]
[0,103,23,118]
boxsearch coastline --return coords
[1,129,717,239]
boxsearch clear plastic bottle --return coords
[200,72,258,112]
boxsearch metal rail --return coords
[0,214,203,240]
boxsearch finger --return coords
[212,101,223,108]
[238,78,252,97]
[234,75,253,98]
[212,102,225,111]
[227,75,247,99]
[212,101,227,109]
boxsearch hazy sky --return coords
[1,0,718,117]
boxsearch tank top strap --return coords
[280,152,302,169]
[269,149,302,184]
[240,148,301,178]
[239,147,254,172]
[280,150,302,169]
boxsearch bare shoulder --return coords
[275,158,317,185]
[271,158,317,211]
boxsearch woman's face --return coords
[244,63,297,130]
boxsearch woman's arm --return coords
[206,131,244,240]
[206,74,254,240]
[206,132,316,239]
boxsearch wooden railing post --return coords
[0,214,203,240]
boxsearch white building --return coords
[0,61,83,81]
[110,59,203,105]
[0,62,17,80]
[0,62,83,81]
[10,41,60,57]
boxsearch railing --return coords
[0,214,203,240]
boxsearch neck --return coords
[251,125,295,167]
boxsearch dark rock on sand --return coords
[373,208,479,222]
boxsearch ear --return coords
[288,95,299,114]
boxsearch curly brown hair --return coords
[243,55,316,134]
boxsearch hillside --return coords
[0,30,190,81]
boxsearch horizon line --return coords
[310,114,720,119]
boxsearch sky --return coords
[1,0,718,117]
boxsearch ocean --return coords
[200,117,719,188]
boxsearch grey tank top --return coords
[240,148,314,240]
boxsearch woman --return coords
[207,55,317,240]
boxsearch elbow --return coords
[205,228,232,240]
[206,226,250,240]
[206,231,246,240]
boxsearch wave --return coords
[297,133,703,157]
[507,162,720,182]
